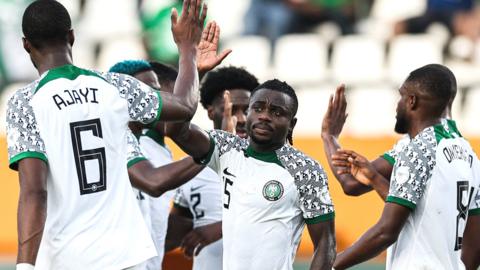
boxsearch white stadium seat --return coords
[220,36,271,81]
[274,34,328,86]
[331,35,386,85]
[388,34,443,85]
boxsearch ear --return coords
[22,37,31,53]
[67,29,75,47]
[289,117,297,133]
[408,94,417,110]
[207,106,215,120]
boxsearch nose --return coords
[235,110,247,124]
[257,110,271,122]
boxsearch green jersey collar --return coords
[35,64,105,94]
[245,145,284,168]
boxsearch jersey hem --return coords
[468,208,480,216]
[382,153,395,166]
[386,196,416,210]
[305,212,335,224]
[9,151,48,170]
[127,157,147,168]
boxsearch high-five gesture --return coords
[197,21,232,75]
[322,84,348,138]
[221,90,237,134]
[171,0,207,50]
[332,150,376,186]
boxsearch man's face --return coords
[394,83,410,134]
[210,89,250,138]
[246,89,294,146]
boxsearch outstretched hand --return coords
[171,0,207,50]
[181,222,222,258]
[197,21,232,74]
[332,150,376,186]
[322,84,348,138]
[221,91,237,134]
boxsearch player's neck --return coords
[408,117,442,138]
[249,139,284,153]
[35,47,73,76]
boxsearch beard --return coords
[394,113,409,134]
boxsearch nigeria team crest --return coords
[263,180,284,201]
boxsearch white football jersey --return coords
[6,65,162,270]
[199,130,334,270]
[385,123,480,270]
[174,167,223,270]
[138,130,175,270]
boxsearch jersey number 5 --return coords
[455,181,473,250]
[70,119,107,195]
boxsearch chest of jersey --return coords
[219,151,300,222]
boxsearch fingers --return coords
[200,3,208,27]
[217,49,232,63]
[223,91,232,118]
[335,149,356,157]
[181,0,190,17]
[212,21,220,43]
[202,21,213,41]
[171,8,178,25]
[332,160,350,167]
[336,168,351,175]
[194,242,206,256]
[206,21,215,42]
[181,231,202,258]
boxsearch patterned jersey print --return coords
[101,72,161,124]
[388,127,437,208]
[208,129,334,220]
[126,130,146,166]
[6,80,46,167]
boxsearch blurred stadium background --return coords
[1,0,480,269]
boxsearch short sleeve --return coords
[196,130,245,173]
[7,89,48,170]
[386,136,436,210]
[382,135,410,166]
[173,187,189,208]
[103,72,162,124]
[126,130,147,168]
[469,184,480,216]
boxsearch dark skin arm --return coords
[16,158,48,265]
[167,122,212,160]
[156,0,206,122]
[181,221,222,257]
[461,214,480,270]
[333,150,391,201]
[334,203,411,269]
[165,205,194,252]
[128,157,204,197]
[307,220,336,270]
[321,85,392,198]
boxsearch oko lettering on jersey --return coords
[52,88,99,110]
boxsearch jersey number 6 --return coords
[70,119,107,195]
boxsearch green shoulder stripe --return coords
[469,208,480,216]
[35,65,106,94]
[386,196,416,210]
[9,151,48,170]
[382,153,395,166]
[127,157,147,168]
[305,212,335,224]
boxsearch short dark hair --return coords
[200,66,259,109]
[252,79,298,117]
[406,64,455,116]
[149,61,178,85]
[22,0,72,49]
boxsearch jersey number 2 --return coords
[70,119,107,195]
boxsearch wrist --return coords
[16,263,34,270]
[177,44,198,55]
[321,132,338,140]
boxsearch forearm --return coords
[461,215,480,270]
[165,214,193,252]
[17,190,47,264]
[310,230,336,270]
[368,172,390,201]
[129,157,204,197]
[176,46,199,115]
[166,122,212,160]
[321,134,371,196]
[334,225,396,269]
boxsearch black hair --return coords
[200,66,259,109]
[149,61,178,85]
[251,79,298,145]
[22,0,72,49]
[406,64,455,117]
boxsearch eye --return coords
[254,107,262,113]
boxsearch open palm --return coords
[197,21,232,74]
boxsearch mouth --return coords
[252,123,273,135]
[236,128,247,138]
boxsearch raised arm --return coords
[17,159,48,266]
[156,0,206,122]
[197,21,232,78]
[128,157,204,197]
[307,220,336,270]
[321,85,372,196]
[333,203,410,269]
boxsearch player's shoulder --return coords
[396,126,437,171]
[8,80,40,106]
[277,144,328,182]
[208,129,248,153]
